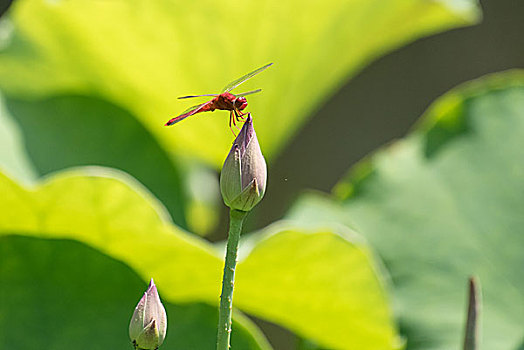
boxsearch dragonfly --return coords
[165,63,272,133]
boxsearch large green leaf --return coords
[0,168,224,302]
[0,0,480,167]
[235,225,402,350]
[0,235,267,350]
[288,72,524,350]
[3,94,189,227]
[0,235,268,349]
[0,168,399,349]
[0,94,37,183]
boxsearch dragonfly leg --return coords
[229,111,238,136]
[234,109,246,123]
[232,113,240,131]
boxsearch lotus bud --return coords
[220,114,267,211]
[129,279,167,350]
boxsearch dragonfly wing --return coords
[235,89,262,97]
[178,93,218,99]
[222,63,273,93]
[165,102,210,126]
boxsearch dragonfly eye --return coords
[236,97,248,110]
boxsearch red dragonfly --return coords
[165,63,272,132]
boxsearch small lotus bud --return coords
[129,279,167,350]
[220,114,267,211]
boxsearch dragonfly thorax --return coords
[215,93,247,111]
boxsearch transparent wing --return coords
[178,94,218,99]
[235,89,262,97]
[180,102,208,114]
[222,63,273,93]
[165,102,209,126]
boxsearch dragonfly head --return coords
[234,97,248,111]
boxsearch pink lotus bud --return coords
[220,114,267,211]
[129,279,167,350]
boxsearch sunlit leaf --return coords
[0,0,480,167]
[3,94,189,227]
[288,71,524,350]
[236,224,402,350]
[0,235,270,349]
[0,168,222,302]
[0,167,398,349]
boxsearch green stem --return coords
[217,209,248,350]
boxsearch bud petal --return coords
[220,114,267,211]
[135,320,160,350]
[129,279,167,350]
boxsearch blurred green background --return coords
[255,0,524,231]
[0,0,522,349]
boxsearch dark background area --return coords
[254,0,524,232]
[0,0,12,17]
